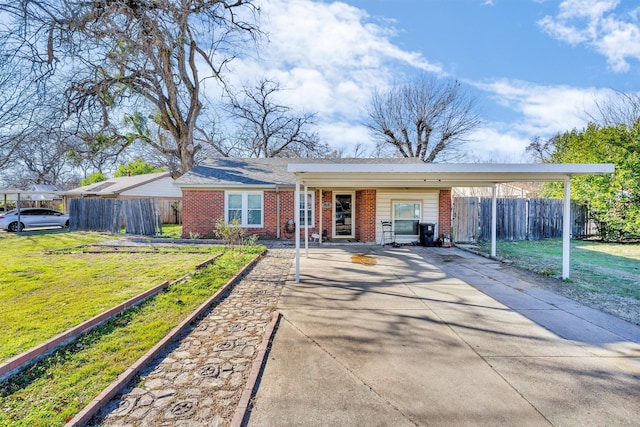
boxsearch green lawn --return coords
[0,230,263,426]
[0,231,218,362]
[476,239,640,301]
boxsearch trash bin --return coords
[419,223,435,247]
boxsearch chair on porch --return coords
[380,220,394,246]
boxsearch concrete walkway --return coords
[247,246,640,426]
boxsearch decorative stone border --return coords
[231,311,281,427]
[64,250,266,427]
[0,254,221,383]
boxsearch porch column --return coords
[295,181,301,283]
[318,188,323,243]
[562,178,571,279]
[491,184,497,257]
[304,185,309,258]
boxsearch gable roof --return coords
[174,157,424,188]
[68,172,172,196]
[175,158,295,188]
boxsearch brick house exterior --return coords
[175,158,453,243]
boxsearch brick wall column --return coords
[438,189,452,238]
[356,189,376,243]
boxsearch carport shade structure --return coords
[287,162,615,282]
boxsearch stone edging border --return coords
[62,249,266,427]
[0,254,222,383]
[231,310,281,427]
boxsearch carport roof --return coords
[288,162,615,187]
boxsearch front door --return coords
[334,193,354,238]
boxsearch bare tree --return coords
[590,90,640,129]
[525,135,557,163]
[228,78,321,157]
[2,0,261,175]
[366,76,481,163]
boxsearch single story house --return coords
[175,157,614,281]
[174,157,450,244]
[67,172,183,224]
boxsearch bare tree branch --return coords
[366,76,481,163]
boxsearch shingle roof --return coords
[68,172,171,195]
[175,158,295,187]
[174,157,424,187]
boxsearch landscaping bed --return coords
[0,231,263,426]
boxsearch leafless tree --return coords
[589,90,640,129]
[525,135,557,163]
[228,78,321,157]
[1,0,261,175]
[366,76,481,163]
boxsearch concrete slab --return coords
[248,246,640,426]
[485,356,640,426]
[247,318,414,427]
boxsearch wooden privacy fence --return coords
[453,197,590,242]
[69,198,161,235]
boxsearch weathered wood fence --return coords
[69,198,161,235]
[453,197,591,242]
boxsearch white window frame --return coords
[225,191,264,227]
[299,192,315,228]
[392,200,421,236]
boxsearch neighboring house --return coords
[67,172,183,224]
[453,182,542,198]
[174,158,452,244]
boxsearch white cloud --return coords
[476,79,602,134]
[466,126,532,162]
[219,0,445,150]
[538,0,640,72]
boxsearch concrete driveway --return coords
[247,246,640,426]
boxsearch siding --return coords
[376,189,439,244]
[120,177,182,198]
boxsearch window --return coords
[225,191,263,227]
[299,192,315,227]
[393,201,421,235]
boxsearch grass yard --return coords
[0,230,263,426]
[476,239,640,301]
[0,230,219,362]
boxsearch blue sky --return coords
[226,0,640,161]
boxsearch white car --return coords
[0,208,70,232]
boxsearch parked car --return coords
[0,208,69,232]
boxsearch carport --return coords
[287,162,614,281]
[1,188,67,232]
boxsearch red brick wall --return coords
[438,189,452,238]
[182,188,322,240]
[181,189,224,238]
[182,187,442,243]
[356,189,376,243]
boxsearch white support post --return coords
[491,184,497,258]
[295,181,301,283]
[304,185,309,258]
[318,188,323,244]
[562,178,571,279]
